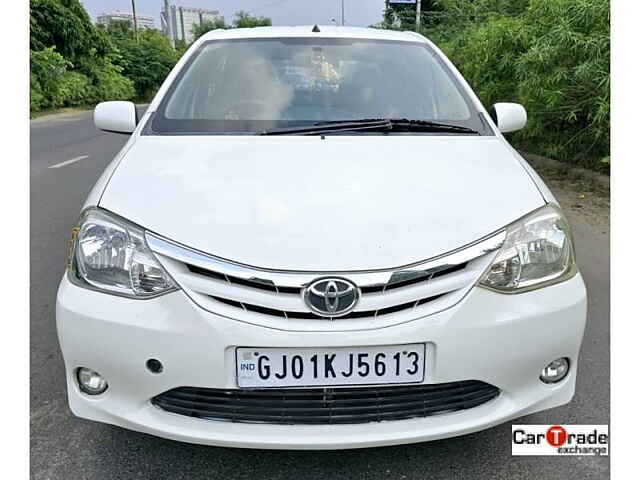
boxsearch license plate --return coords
[235,344,426,388]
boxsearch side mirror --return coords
[491,103,527,133]
[94,101,137,134]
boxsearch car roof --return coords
[198,26,427,43]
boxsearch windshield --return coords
[150,37,488,135]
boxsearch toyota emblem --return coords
[303,278,360,317]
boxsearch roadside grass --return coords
[523,152,609,229]
[522,153,609,197]
[30,102,150,120]
[30,106,93,119]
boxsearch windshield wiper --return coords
[385,118,479,134]
[259,119,392,136]
[259,118,479,136]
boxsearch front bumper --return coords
[56,273,587,450]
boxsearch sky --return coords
[81,0,387,28]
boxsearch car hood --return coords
[100,135,543,271]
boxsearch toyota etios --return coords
[57,26,586,449]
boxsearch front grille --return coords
[146,231,505,327]
[209,292,446,320]
[187,262,467,295]
[152,381,500,425]
[187,264,301,294]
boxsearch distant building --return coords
[97,11,156,30]
[161,6,222,44]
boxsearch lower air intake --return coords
[152,381,499,425]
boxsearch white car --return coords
[56,26,587,450]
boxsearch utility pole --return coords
[416,0,422,31]
[131,0,138,42]
[384,0,389,26]
[163,0,175,48]
[341,0,345,26]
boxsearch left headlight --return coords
[478,204,577,293]
[68,208,176,298]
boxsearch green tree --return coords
[382,0,444,31]
[382,0,530,38]
[30,0,135,113]
[30,0,112,72]
[30,47,70,110]
[108,25,179,100]
[440,15,529,106]
[378,0,609,170]
[515,0,610,165]
[192,18,227,40]
[100,19,135,40]
[426,0,609,170]
[232,11,272,28]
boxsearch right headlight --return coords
[68,208,176,298]
[478,204,577,293]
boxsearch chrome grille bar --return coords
[146,230,505,326]
[146,230,505,290]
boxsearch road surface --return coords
[30,110,610,479]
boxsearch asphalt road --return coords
[30,111,610,480]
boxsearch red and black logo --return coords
[512,424,608,456]
[546,425,568,447]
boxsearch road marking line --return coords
[49,155,89,169]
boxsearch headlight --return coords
[68,208,176,298]
[478,204,576,293]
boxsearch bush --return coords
[30,47,134,112]
[192,19,227,41]
[106,26,179,101]
[30,74,45,112]
[233,11,272,28]
[30,0,133,113]
[58,71,92,106]
[30,47,70,110]
[31,0,111,71]
[515,0,610,168]
[29,2,276,113]
[440,16,528,106]
[90,63,136,103]
[423,0,610,171]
